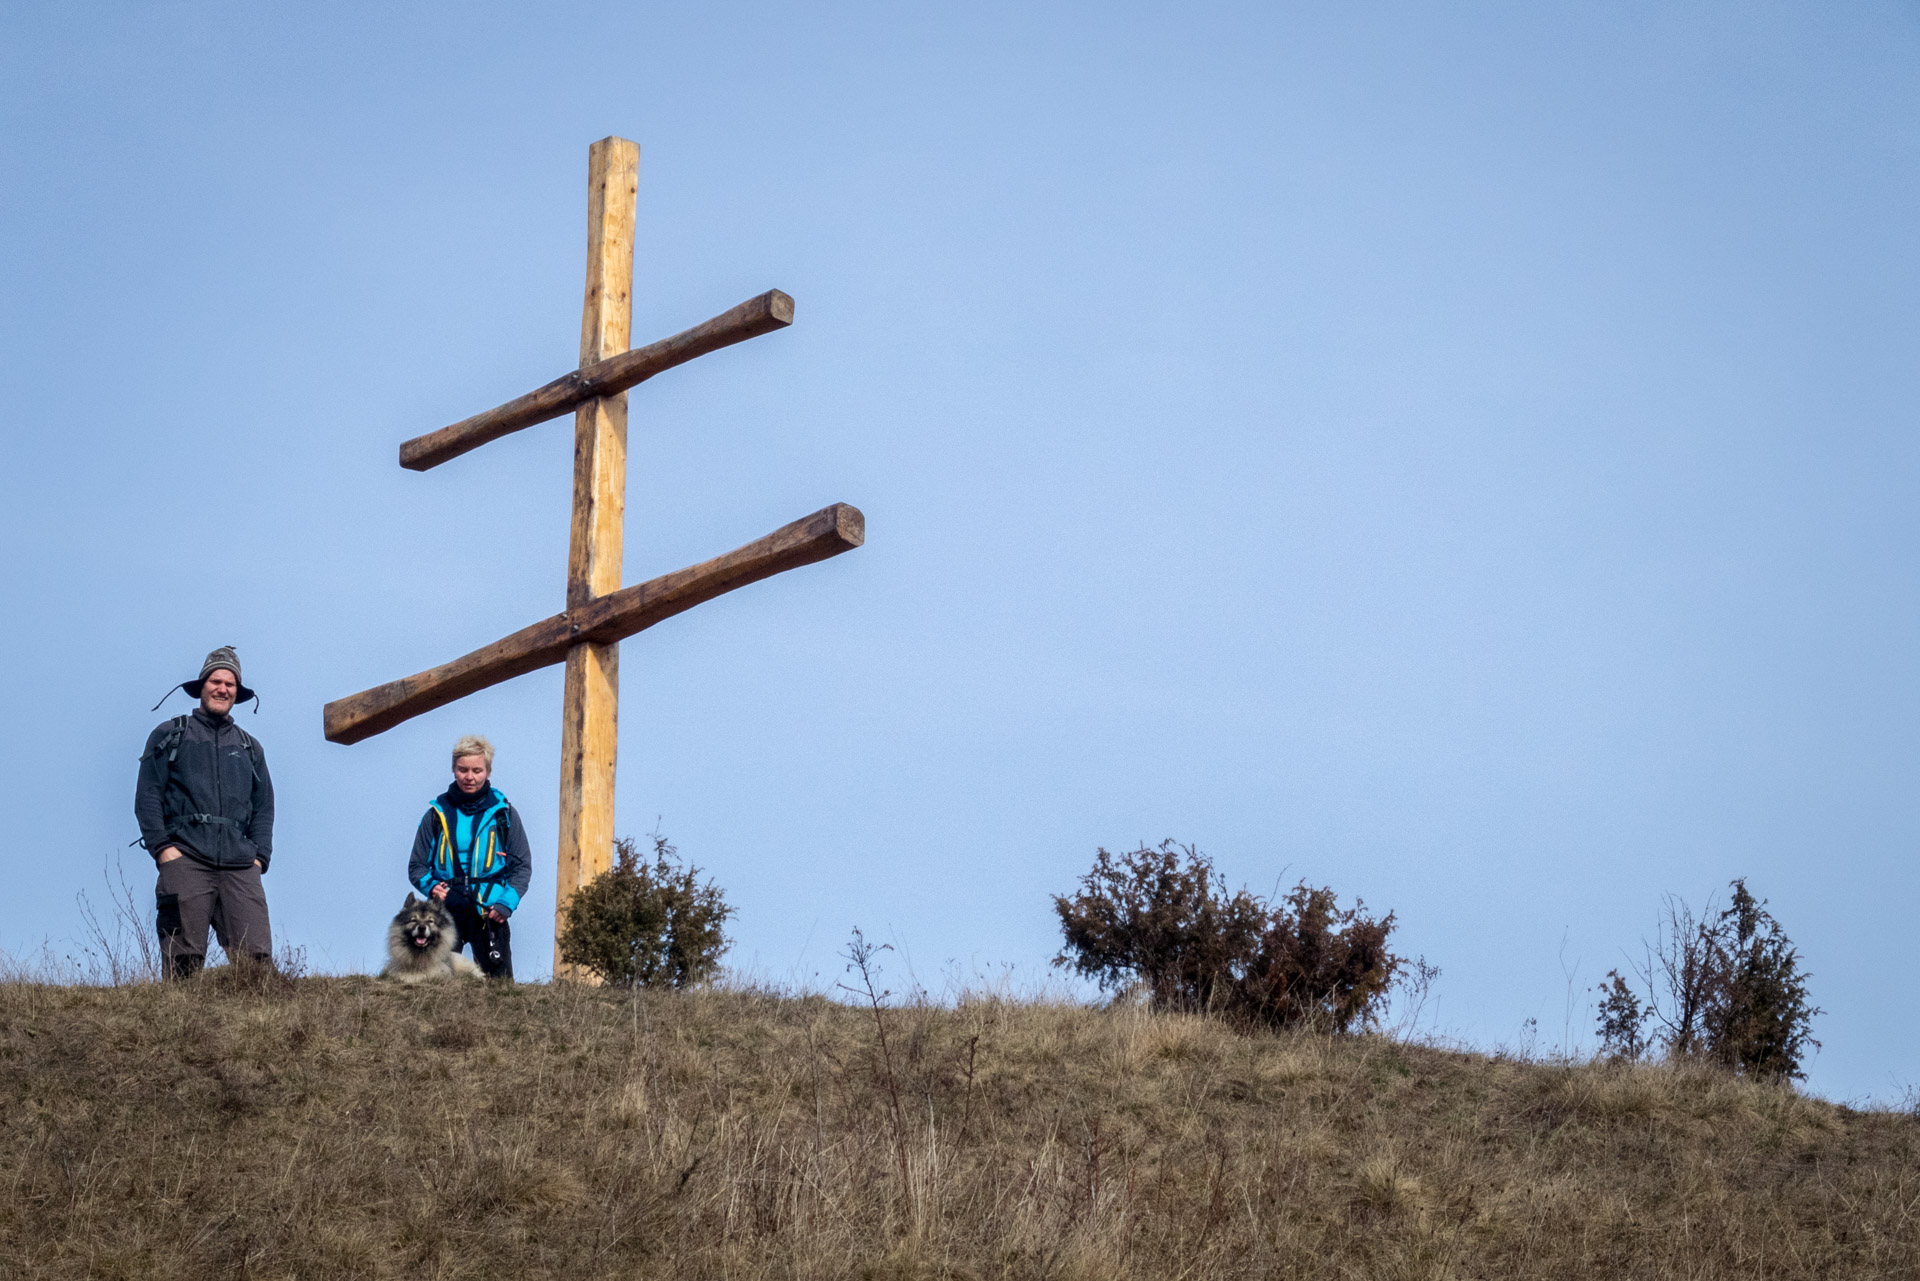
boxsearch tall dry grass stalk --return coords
[0,974,1912,1279]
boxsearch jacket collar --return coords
[439,784,500,816]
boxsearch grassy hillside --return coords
[1,973,1914,1279]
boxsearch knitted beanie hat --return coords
[182,645,256,704]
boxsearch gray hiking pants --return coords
[155,856,272,977]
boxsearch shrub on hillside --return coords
[1050,841,1265,1013]
[1704,881,1820,1079]
[1600,878,1820,1080]
[558,833,732,988]
[1595,969,1652,1061]
[1053,840,1405,1032]
[1237,883,1403,1033]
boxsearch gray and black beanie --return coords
[182,646,256,704]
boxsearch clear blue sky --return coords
[3,2,1916,1101]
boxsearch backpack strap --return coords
[132,716,190,850]
[144,715,190,788]
[234,726,265,781]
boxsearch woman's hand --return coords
[157,846,184,865]
[430,882,450,903]
[485,906,507,924]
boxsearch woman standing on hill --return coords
[406,735,532,980]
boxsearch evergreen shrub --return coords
[558,832,732,988]
[1598,878,1820,1080]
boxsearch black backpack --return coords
[143,714,266,792]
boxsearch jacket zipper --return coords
[211,717,223,860]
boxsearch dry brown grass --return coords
[0,974,1914,1279]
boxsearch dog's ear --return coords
[404,892,419,908]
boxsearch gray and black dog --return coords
[380,893,484,983]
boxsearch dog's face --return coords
[395,893,452,953]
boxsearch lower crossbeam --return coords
[323,503,863,744]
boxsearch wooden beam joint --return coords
[398,290,795,472]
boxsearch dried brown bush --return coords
[1237,882,1402,1033]
[1053,840,1404,1031]
[1051,841,1264,1013]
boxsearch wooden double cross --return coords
[323,137,864,970]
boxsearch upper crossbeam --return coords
[398,290,795,471]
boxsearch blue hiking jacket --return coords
[406,786,532,915]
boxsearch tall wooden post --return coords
[556,136,638,971]
[324,136,865,982]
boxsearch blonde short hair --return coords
[451,734,495,768]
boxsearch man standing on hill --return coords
[134,647,276,979]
